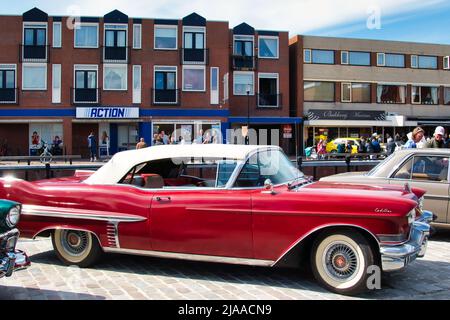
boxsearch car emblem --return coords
[375,208,393,213]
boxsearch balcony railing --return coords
[181,48,209,65]
[71,88,100,105]
[232,55,257,70]
[152,88,180,105]
[19,45,49,62]
[0,88,18,104]
[257,93,282,108]
[102,46,130,63]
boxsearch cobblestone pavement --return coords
[1,230,450,300]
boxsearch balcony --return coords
[102,46,130,63]
[232,55,257,70]
[0,88,18,104]
[71,88,100,105]
[258,93,282,108]
[152,89,180,106]
[181,48,209,65]
[20,45,49,62]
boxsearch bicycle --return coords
[39,140,53,164]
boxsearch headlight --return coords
[407,209,416,225]
[6,206,20,228]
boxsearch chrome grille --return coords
[106,222,119,248]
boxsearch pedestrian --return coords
[358,138,367,154]
[425,126,445,149]
[154,136,164,146]
[87,132,97,162]
[136,138,148,150]
[386,137,396,155]
[160,131,170,145]
[404,127,425,149]
[345,141,353,154]
[316,138,327,159]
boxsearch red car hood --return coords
[304,181,426,200]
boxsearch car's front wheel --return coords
[310,230,375,295]
[52,229,102,267]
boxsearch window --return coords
[411,55,438,69]
[210,67,219,105]
[234,149,303,188]
[22,63,47,90]
[133,65,141,104]
[258,36,279,59]
[444,56,450,70]
[233,72,254,95]
[393,157,413,180]
[304,81,335,102]
[377,53,385,66]
[104,24,128,61]
[74,65,98,103]
[183,27,206,63]
[52,64,61,103]
[223,73,229,102]
[258,73,279,107]
[385,54,405,67]
[342,51,371,66]
[74,23,98,48]
[341,83,371,103]
[133,24,142,49]
[412,86,439,105]
[23,23,47,60]
[377,85,406,104]
[154,26,177,50]
[154,66,177,104]
[183,66,205,91]
[0,65,16,103]
[103,65,127,90]
[304,49,311,63]
[444,87,450,105]
[234,35,254,57]
[310,49,334,64]
[52,22,61,48]
[411,156,449,182]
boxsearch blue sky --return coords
[5,0,450,44]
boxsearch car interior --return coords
[119,158,238,189]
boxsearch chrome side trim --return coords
[103,247,274,267]
[32,226,103,247]
[424,195,450,201]
[22,205,147,223]
[272,223,381,267]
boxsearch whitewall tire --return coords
[311,230,375,295]
[52,229,102,267]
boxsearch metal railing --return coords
[232,55,257,70]
[71,87,101,105]
[181,48,209,65]
[0,88,18,104]
[19,44,49,62]
[151,88,180,106]
[102,46,130,63]
[257,93,282,108]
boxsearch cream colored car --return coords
[321,149,449,226]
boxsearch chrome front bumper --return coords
[0,229,30,278]
[380,210,434,272]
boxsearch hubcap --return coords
[323,242,359,282]
[61,230,89,257]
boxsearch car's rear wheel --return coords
[52,229,102,267]
[310,230,374,295]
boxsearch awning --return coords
[229,117,302,124]
[304,120,394,127]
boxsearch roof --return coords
[85,144,276,185]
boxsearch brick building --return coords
[0,8,297,158]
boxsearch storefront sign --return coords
[307,110,386,121]
[76,107,139,119]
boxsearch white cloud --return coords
[40,0,445,34]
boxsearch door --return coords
[389,154,449,223]
[150,189,253,258]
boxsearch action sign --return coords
[76,107,139,119]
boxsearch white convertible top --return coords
[85,144,277,185]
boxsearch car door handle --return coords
[156,196,171,202]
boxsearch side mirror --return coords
[262,179,275,194]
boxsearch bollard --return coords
[45,163,51,179]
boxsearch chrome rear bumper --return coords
[380,210,433,272]
[0,229,30,278]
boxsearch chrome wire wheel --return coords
[322,241,360,283]
[53,229,94,265]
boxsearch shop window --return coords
[304,81,334,102]
[29,123,63,156]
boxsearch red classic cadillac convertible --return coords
[0,145,433,294]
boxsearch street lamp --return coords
[246,84,251,145]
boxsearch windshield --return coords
[235,149,304,187]
[366,152,396,176]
